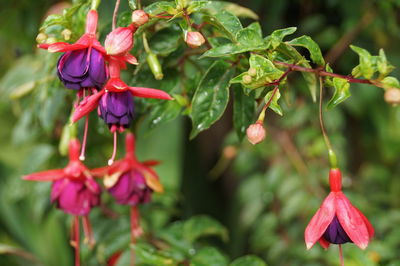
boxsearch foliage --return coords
[1,0,400,265]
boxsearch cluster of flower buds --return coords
[39,8,172,164]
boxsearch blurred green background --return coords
[1,0,400,265]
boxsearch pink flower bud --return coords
[185,31,205,48]
[246,122,266,145]
[105,25,136,56]
[384,88,400,105]
[131,10,149,27]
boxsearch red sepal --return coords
[128,87,173,100]
[143,160,160,167]
[335,192,370,249]
[304,192,335,249]
[23,169,65,182]
[72,90,105,123]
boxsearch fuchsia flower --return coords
[23,139,101,215]
[39,10,107,90]
[92,133,163,250]
[71,59,173,131]
[92,132,163,202]
[305,169,374,250]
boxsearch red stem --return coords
[73,216,80,266]
[339,244,344,266]
[130,206,141,266]
[112,0,121,30]
[273,61,381,87]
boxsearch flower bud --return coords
[246,122,266,145]
[248,68,257,77]
[146,52,163,80]
[131,10,149,27]
[46,37,57,44]
[384,88,400,105]
[185,31,205,48]
[242,74,252,84]
[61,28,72,41]
[105,25,135,56]
[36,32,47,44]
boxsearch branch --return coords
[273,61,384,88]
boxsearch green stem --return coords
[319,77,338,168]
[91,0,100,10]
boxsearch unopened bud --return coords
[105,25,135,56]
[131,10,149,27]
[242,74,252,84]
[36,32,47,44]
[185,31,205,48]
[61,29,72,41]
[246,122,266,145]
[384,88,400,105]
[248,68,257,77]
[147,52,163,80]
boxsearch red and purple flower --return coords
[71,59,173,130]
[92,132,163,204]
[23,139,101,216]
[305,169,374,250]
[39,10,108,91]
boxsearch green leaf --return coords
[266,27,297,49]
[133,243,176,265]
[230,54,283,90]
[247,22,263,38]
[145,1,178,15]
[350,45,374,79]
[191,247,229,266]
[377,49,394,77]
[233,87,256,140]
[381,76,400,89]
[187,0,210,14]
[230,255,267,266]
[190,60,235,138]
[202,26,268,57]
[146,100,182,130]
[203,10,243,41]
[150,26,181,56]
[264,89,283,116]
[287,35,325,66]
[202,1,258,19]
[183,215,229,243]
[276,43,317,101]
[327,77,351,109]
[40,14,65,30]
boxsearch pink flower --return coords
[305,169,374,250]
[23,139,101,216]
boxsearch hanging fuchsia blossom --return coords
[92,132,163,203]
[23,139,101,215]
[39,10,107,90]
[92,133,162,253]
[23,139,100,265]
[72,58,173,131]
[305,169,374,250]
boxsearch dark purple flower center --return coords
[323,216,352,244]
[99,91,134,128]
[108,171,152,206]
[57,48,107,90]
